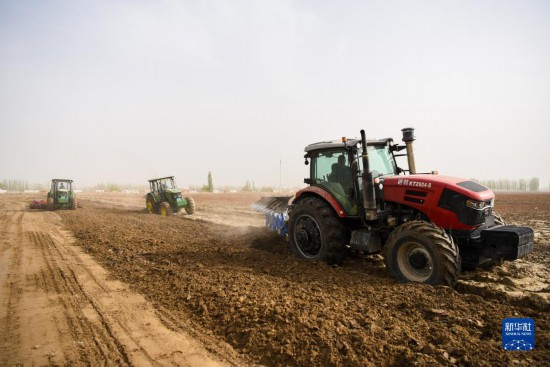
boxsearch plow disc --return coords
[251,196,292,236]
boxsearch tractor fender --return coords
[146,192,159,202]
[292,186,347,218]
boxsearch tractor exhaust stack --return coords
[360,130,377,220]
[401,127,416,174]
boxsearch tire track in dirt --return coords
[0,211,24,365]
[0,195,237,366]
[27,228,233,366]
[27,230,132,365]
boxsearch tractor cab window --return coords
[357,144,397,178]
[159,179,176,190]
[311,150,356,215]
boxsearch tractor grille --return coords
[438,189,492,226]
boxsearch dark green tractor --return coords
[47,179,77,210]
[146,176,195,216]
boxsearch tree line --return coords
[0,179,46,191]
[471,177,541,192]
[1,176,546,192]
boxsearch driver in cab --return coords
[330,154,352,189]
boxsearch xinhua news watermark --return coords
[502,318,535,351]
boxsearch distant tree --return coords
[106,183,120,192]
[0,180,5,190]
[528,177,539,192]
[31,182,46,191]
[242,180,252,192]
[207,171,214,192]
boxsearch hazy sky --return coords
[1,0,549,189]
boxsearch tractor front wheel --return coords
[384,221,460,286]
[288,196,347,264]
[160,202,171,217]
[184,197,195,215]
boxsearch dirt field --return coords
[1,191,548,366]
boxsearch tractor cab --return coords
[304,138,399,217]
[150,177,178,193]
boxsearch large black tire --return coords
[47,196,54,211]
[70,197,77,210]
[384,221,460,286]
[184,196,195,215]
[160,202,171,217]
[288,196,347,264]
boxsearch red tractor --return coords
[257,128,534,286]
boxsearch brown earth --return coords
[1,191,549,366]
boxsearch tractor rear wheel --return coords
[384,221,460,286]
[70,198,77,210]
[288,196,346,264]
[184,197,195,215]
[160,202,171,216]
[47,197,54,211]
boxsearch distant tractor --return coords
[255,128,534,286]
[146,176,195,216]
[46,179,77,210]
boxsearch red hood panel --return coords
[383,175,495,230]
[384,175,494,201]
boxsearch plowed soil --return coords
[1,192,549,366]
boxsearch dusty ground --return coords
[0,194,244,366]
[1,191,548,366]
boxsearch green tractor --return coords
[146,176,195,216]
[47,179,77,210]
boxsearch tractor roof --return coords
[52,179,73,182]
[148,176,175,182]
[304,137,392,153]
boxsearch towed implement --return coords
[252,197,291,235]
[254,128,534,286]
[146,176,195,216]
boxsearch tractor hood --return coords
[383,175,495,230]
[384,175,494,202]
[165,188,181,194]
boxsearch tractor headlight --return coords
[466,199,486,210]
